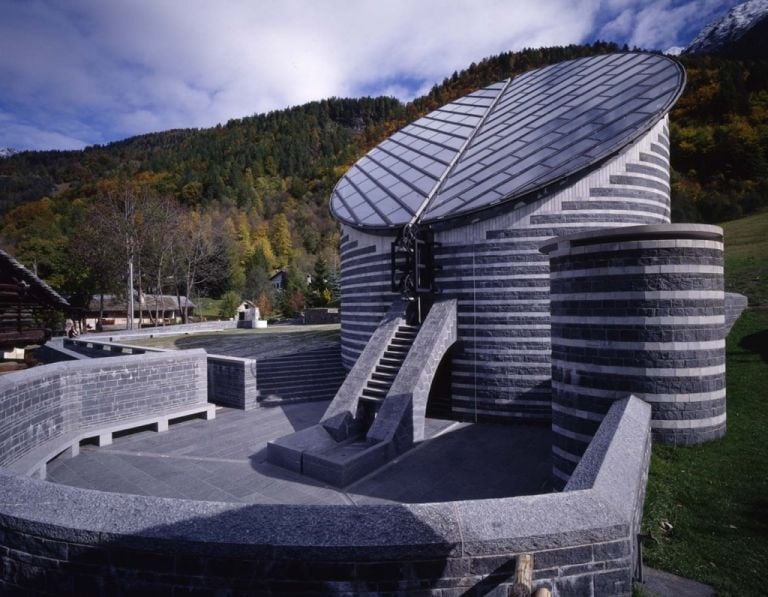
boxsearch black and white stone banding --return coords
[340,118,674,421]
[334,52,690,423]
[541,224,726,486]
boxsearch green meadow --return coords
[641,212,768,595]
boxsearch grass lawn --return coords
[641,309,768,595]
[123,324,340,359]
[722,211,768,306]
[192,296,224,319]
[641,211,768,594]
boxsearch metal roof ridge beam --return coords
[410,77,513,225]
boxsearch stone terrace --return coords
[45,323,553,505]
[47,401,553,505]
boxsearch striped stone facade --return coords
[339,229,399,369]
[543,224,726,487]
[340,117,673,422]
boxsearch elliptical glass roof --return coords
[330,52,685,230]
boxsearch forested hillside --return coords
[1,41,766,317]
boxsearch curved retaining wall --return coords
[340,117,672,422]
[62,337,260,410]
[542,224,726,486]
[0,350,210,476]
[0,352,652,596]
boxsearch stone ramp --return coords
[641,567,715,597]
[725,292,748,334]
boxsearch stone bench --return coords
[6,403,216,479]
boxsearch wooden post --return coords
[509,553,533,597]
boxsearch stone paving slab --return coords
[641,567,715,597]
[47,401,552,505]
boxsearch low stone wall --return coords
[90,319,238,342]
[62,338,158,358]
[304,307,340,324]
[207,354,258,410]
[0,350,209,475]
[63,337,258,411]
[0,396,651,596]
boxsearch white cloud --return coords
[0,0,605,149]
[0,110,93,150]
[0,0,740,150]
[599,8,635,42]
[597,0,742,49]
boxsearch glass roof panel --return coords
[330,53,685,229]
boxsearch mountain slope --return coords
[0,42,767,308]
[0,96,405,214]
[685,0,768,58]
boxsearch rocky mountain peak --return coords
[685,0,768,57]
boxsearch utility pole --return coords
[127,259,134,330]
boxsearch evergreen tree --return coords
[309,256,330,306]
[269,213,293,266]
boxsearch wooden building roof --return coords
[0,249,70,351]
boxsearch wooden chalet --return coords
[0,249,70,353]
[86,293,195,328]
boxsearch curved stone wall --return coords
[542,224,726,486]
[0,350,209,475]
[0,352,653,596]
[340,117,672,422]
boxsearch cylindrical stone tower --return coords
[542,224,726,486]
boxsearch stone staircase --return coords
[258,347,346,406]
[357,324,419,420]
[267,299,458,486]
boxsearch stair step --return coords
[384,349,408,358]
[261,389,338,402]
[371,371,396,382]
[367,379,392,391]
[380,356,404,367]
[260,368,345,378]
[260,362,343,374]
[362,387,387,399]
[259,381,344,394]
[394,331,417,340]
[383,349,407,359]
[359,394,383,404]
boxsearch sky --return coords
[0,0,742,152]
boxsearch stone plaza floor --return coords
[47,401,553,505]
